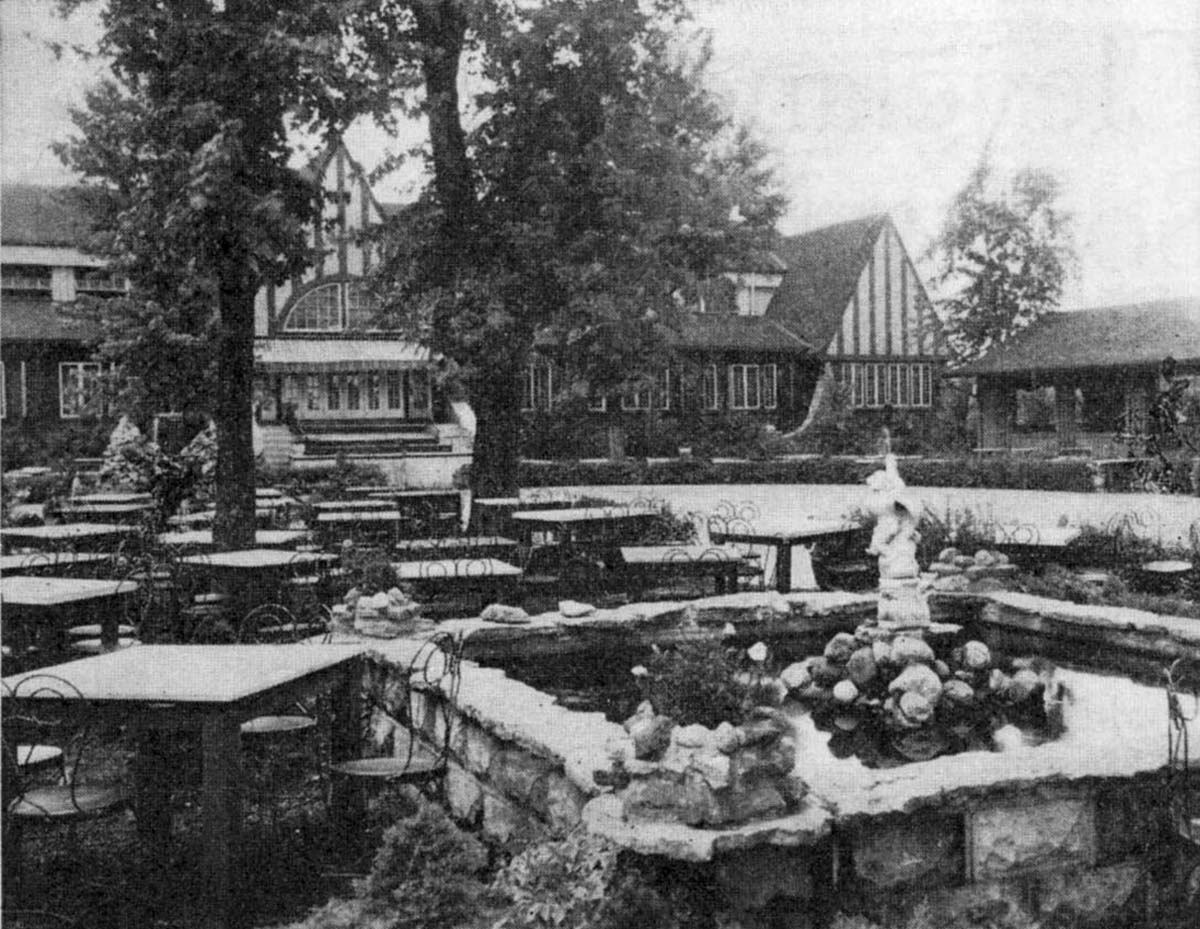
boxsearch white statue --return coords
[865,455,930,629]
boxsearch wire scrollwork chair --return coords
[2,675,129,901]
[330,631,465,795]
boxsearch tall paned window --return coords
[729,364,761,410]
[386,372,404,411]
[702,364,720,410]
[655,368,672,411]
[0,362,5,419]
[409,370,433,418]
[327,375,342,410]
[59,362,103,418]
[761,364,778,409]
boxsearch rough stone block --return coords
[459,722,501,775]
[970,795,1095,880]
[1094,781,1169,865]
[541,773,587,831]
[482,788,544,844]
[488,747,555,803]
[446,761,484,824]
[715,847,815,910]
[852,812,964,889]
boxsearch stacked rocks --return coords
[781,630,1056,764]
[615,702,801,827]
[927,547,1017,592]
[344,586,425,638]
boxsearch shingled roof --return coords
[765,213,889,350]
[1,185,99,247]
[671,315,809,352]
[957,298,1200,376]
[0,295,102,342]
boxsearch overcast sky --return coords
[3,0,1198,310]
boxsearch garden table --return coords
[509,507,661,544]
[0,522,138,553]
[392,535,518,559]
[0,551,113,577]
[68,491,153,505]
[709,518,862,592]
[0,575,138,656]
[313,499,396,511]
[392,557,523,609]
[54,501,155,524]
[315,509,406,546]
[178,549,334,618]
[989,525,1083,566]
[617,544,752,594]
[1,643,368,929]
[156,529,311,551]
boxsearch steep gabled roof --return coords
[670,314,809,352]
[0,295,102,342]
[1,185,97,248]
[957,298,1200,376]
[765,213,889,350]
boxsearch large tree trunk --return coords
[212,272,257,550]
[470,366,523,497]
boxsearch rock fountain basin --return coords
[353,590,1199,925]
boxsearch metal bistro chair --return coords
[331,631,464,797]
[2,675,129,900]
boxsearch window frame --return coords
[729,364,762,410]
[58,361,103,419]
[761,363,778,410]
[702,364,720,411]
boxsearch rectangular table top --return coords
[256,488,285,498]
[313,499,396,511]
[1,523,137,543]
[167,508,277,526]
[1,575,138,607]
[157,529,311,549]
[69,492,153,505]
[710,518,860,545]
[179,549,332,570]
[316,510,403,523]
[1,643,366,706]
[368,488,462,498]
[392,558,523,580]
[393,535,518,553]
[619,544,750,565]
[472,497,524,507]
[57,502,153,516]
[510,507,660,524]
[0,551,112,576]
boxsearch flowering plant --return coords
[636,638,775,728]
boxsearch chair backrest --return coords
[238,602,325,644]
[2,674,93,816]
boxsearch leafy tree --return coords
[925,152,1076,363]
[372,0,784,495]
[54,0,401,547]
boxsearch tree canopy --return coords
[55,0,408,546]
[372,0,785,493]
[58,0,784,512]
[925,152,1076,364]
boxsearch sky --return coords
[3,0,1198,310]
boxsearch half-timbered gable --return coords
[250,142,474,478]
[767,214,943,413]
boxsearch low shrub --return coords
[638,638,774,728]
[0,419,111,471]
[519,455,1095,492]
[280,801,487,929]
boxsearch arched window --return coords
[283,283,342,332]
[281,280,383,332]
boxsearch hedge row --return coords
[518,455,1096,492]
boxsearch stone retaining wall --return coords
[354,588,1197,926]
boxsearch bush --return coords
[640,638,773,728]
[259,459,389,499]
[0,419,110,471]
[280,801,487,929]
[519,455,1095,492]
